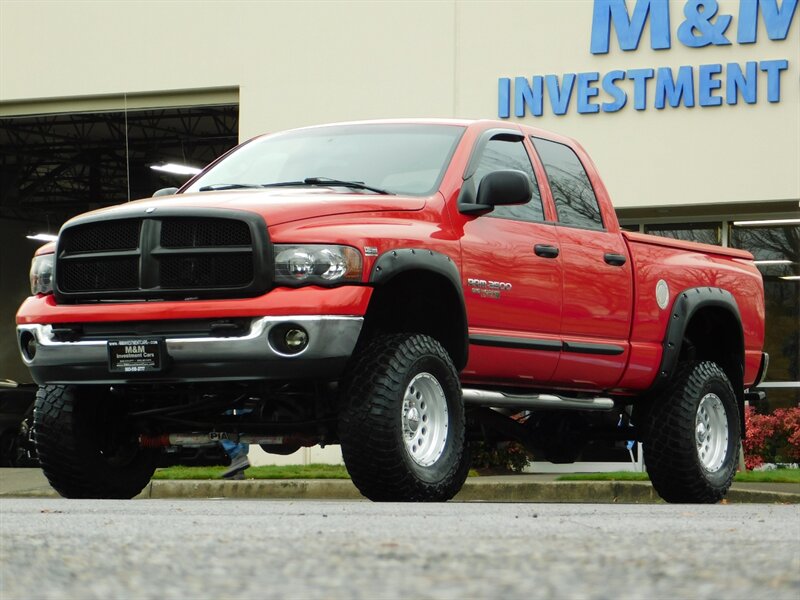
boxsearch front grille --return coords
[60,257,139,291]
[55,211,270,302]
[161,218,251,248]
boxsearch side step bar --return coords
[462,388,615,411]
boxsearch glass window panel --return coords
[473,139,544,223]
[730,224,800,409]
[531,137,603,230]
[619,223,640,233]
[644,223,721,245]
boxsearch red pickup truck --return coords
[17,119,767,503]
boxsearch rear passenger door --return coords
[531,137,632,390]
[458,131,563,386]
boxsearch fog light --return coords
[268,323,310,356]
[20,331,36,361]
[285,328,308,350]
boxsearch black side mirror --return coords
[458,170,532,214]
[153,187,179,197]
[476,170,532,207]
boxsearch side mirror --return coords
[152,187,179,197]
[476,170,532,207]
[458,170,532,214]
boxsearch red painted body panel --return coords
[17,286,373,325]
[17,119,765,395]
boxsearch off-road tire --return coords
[640,361,740,503]
[34,385,158,499]
[339,333,469,502]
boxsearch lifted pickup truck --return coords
[17,119,767,503]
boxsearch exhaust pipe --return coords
[140,432,319,448]
[462,389,615,411]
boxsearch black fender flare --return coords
[651,286,745,402]
[368,248,468,370]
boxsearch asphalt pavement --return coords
[1,499,798,600]
[1,468,799,503]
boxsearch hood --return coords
[68,188,427,227]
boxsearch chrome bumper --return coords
[17,316,363,384]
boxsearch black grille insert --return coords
[161,218,251,248]
[61,220,141,254]
[55,211,269,302]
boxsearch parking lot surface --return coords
[1,499,798,599]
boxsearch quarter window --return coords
[532,137,603,230]
[472,138,544,222]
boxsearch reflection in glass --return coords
[730,224,799,408]
[474,139,544,223]
[644,223,721,246]
[532,137,603,230]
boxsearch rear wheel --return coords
[640,361,740,503]
[34,385,158,499]
[339,333,469,502]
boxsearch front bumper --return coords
[17,316,363,385]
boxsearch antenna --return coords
[124,93,131,201]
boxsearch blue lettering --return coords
[677,0,732,47]
[577,72,601,113]
[726,62,758,104]
[628,68,655,110]
[738,0,798,43]
[698,63,723,106]
[655,66,695,108]
[760,59,788,101]
[601,70,628,112]
[515,76,544,117]
[498,78,511,118]
[590,0,671,54]
[546,74,576,115]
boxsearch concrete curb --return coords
[121,479,800,504]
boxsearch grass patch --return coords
[556,470,800,484]
[152,463,350,480]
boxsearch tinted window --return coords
[645,222,722,245]
[532,137,603,230]
[473,138,543,222]
[184,124,465,196]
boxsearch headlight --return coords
[30,254,54,295]
[274,245,362,285]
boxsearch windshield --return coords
[183,123,465,196]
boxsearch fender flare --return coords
[368,248,468,369]
[651,286,744,400]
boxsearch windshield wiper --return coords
[262,177,393,195]
[198,183,265,192]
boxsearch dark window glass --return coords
[644,223,721,245]
[472,138,543,222]
[532,137,603,230]
[730,224,799,409]
[620,223,640,233]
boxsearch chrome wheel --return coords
[402,372,449,467]
[695,393,729,472]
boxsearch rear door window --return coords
[532,137,603,230]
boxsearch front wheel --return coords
[34,385,158,499]
[640,361,740,503]
[339,334,469,502]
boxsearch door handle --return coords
[604,253,627,266]
[534,244,559,259]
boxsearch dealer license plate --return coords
[108,339,164,373]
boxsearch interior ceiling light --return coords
[150,163,202,176]
[753,260,793,265]
[26,233,58,242]
[732,218,800,227]
[780,275,800,281]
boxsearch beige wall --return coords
[1,0,798,211]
